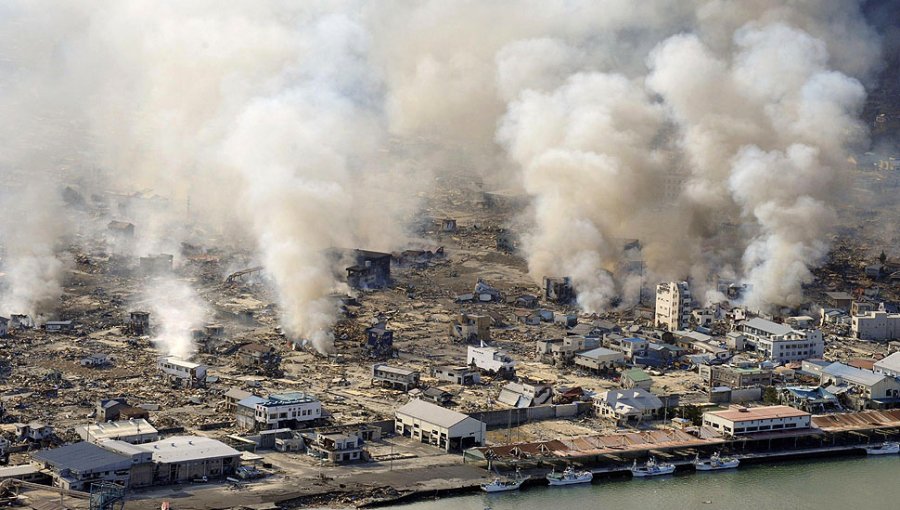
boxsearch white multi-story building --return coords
[655,281,692,332]
[157,356,207,383]
[467,344,515,376]
[739,318,824,363]
[252,392,321,430]
[852,310,900,341]
[702,405,811,436]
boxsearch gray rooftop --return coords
[875,352,900,374]
[33,442,131,473]
[743,318,793,337]
[396,399,476,428]
[823,362,886,387]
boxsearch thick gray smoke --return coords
[0,1,886,336]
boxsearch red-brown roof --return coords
[707,405,809,423]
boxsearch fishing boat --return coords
[546,466,593,486]
[864,441,900,455]
[481,469,530,493]
[631,457,676,477]
[694,452,740,471]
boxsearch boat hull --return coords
[631,466,676,477]
[546,474,593,486]
[864,443,900,455]
[481,481,525,493]
[695,459,740,471]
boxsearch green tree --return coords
[879,250,887,264]
[762,386,779,405]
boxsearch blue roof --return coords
[33,442,131,473]
[622,337,646,344]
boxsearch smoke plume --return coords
[0,1,889,335]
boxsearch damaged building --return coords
[345,250,392,289]
[497,381,553,407]
[449,313,491,343]
[544,276,576,305]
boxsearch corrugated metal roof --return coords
[396,399,475,428]
[822,362,886,386]
[33,442,131,473]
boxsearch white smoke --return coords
[144,278,208,360]
[0,1,886,332]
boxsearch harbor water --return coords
[389,455,900,510]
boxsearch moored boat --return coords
[631,457,676,477]
[864,441,900,455]
[546,466,593,486]
[694,452,740,471]
[482,469,530,493]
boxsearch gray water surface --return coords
[391,456,900,510]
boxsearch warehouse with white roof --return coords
[395,400,485,451]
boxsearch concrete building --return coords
[239,392,322,431]
[535,336,600,364]
[305,432,364,463]
[874,351,900,379]
[32,441,133,491]
[0,316,8,338]
[128,311,150,335]
[820,362,900,406]
[699,364,774,389]
[450,313,491,343]
[431,366,480,386]
[593,388,663,424]
[702,405,811,436]
[606,337,648,360]
[621,368,652,390]
[574,347,625,372]
[655,281,692,332]
[16,422,53,441]
[497,381,553,407]
[852,310,900,341]
[223,388,253,413]
[543,276,575,305]
[825,292,854,311]
[101,436,241,485]
[157,356,207,385]
[0,464,51,484]
[739,317,824,363]
[345,250,391,289]
[364,323,395,356]
[467,344,515,377]
[77,419,159,444]
[395,400,485,452]
[371,363,420,391]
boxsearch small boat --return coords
[864,441,900,455]
[694,452,740,471]
[546,466,593,486]
[481,469,530,493]
[631,457,676,477]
